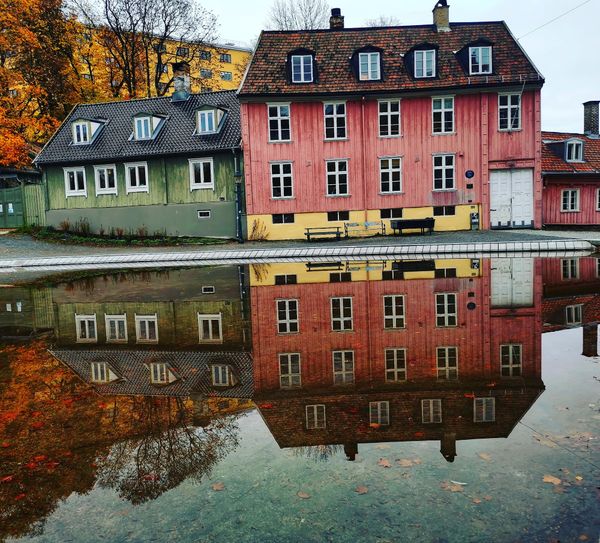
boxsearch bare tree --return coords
[267,0,330,30]
[364,15,401,27]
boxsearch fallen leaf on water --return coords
[377,458,392,468]
[441,481,464,493]
[533,436,558,449]
[355,486,369,495]
[477,453,492,462]
[297,491,310,499]
[575,475,583,481]
[397,459,414,468]
[543,475,561,486]
[579,535,589,541]
[483,495,493,501]
[212,482,225,491]
[472,498,482,504]
[413,458,422,465]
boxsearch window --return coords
[433,206,456,216]
[437,346,458,380]
[597,189,600,211]
[369,401,390,426]
[436,293,457,327]
[433,154,455,191]
[154,43,167,53]
[91,362,109,383]
[331,297,353,331]
[385,348,406,382]
[272,213,295,224]
[189,158,214,190]
[382,269,403,281]
[271,162,293,199]
[474,397,495,422]
[327,211,349,221]
[383,295,405,329]
[150,363,168,384]
[324,102,346,139]
[75,314,97,343]
[435,268,457,278]
[82,74,92,81]
[498,94,521,130]
[306,405,326,429]
[177,47,189,57]
[380,157,402,194]
[105,314,127,343]
[201,286,215,294]
[200,69,213,79]
[380,208,402,219]
[561,189,579,212]
[279,353,301,388]
[275,274,297,285]
[432,97,454,134]
[135,314,158,343]
[198,110,216,133]
[469,46,492,74]
[277,299,299,333]
[566,141,583,162]
[125,162,149,193]
[212,365,231,386]
[72,121,90,144]
[198,210,211,219]
[333,350,354,384]
[326,160,349,196]
[63,167,87,197]
[561,258,579,279]
[158,63,168,74]
[422,399,442,423]
[359,52,380,80]
[379,100,400,137]
[200,50,211,60]
[94,165,117,195]
[268,104,291,142]
[8,89,18,98]
[565,304,583,325]
[134,117,152,140]
[198,313,223,343]
[415,49,435,78]
[330,272,352,282]
[500,344,522,377]
[220,53,232,63]
[291,54,313,83]
[220,71,233,81]
[16,302,22,312]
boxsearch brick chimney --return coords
[582,324,598,357]
[583,101,599,138]
[330,8,344,29]
[171,61,190,101]
[433,0,450,32]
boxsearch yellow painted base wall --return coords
[247,205,479,241]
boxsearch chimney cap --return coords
[331,7,341,16]
[583,100,600,105]
[434,0,449,8]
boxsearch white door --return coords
[491,258,534,308]
[490,169,534,228]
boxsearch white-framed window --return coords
[268,103,291,142]
[16,301,22,312]
[189,158,214,190]
[498,94,521,130]
[380,157,402,194]
[291,54,313,83]
[566,140,584,162]
[134,116,152,140]
[565,304,583,325]
[358,51,380,80]
[135,314,158,343]
[331,297,353,331]
[333,350,354,385]
[500,344,522,377]
[436,293,457,327]
[324,102,346,140]
[220,53,232,63]
[75,314,97,343]
[220,71,232,81]
[202,286,216,294]
[385,348,407,382]
[597,188,600,211]
[414,49,435,78]
[433,154,455,191]
[125,162,149,193]
[63,167,87,197]
[105,314,127,343]
[469,46,492,74]
[72,121,90,144]
[369,401,390,426]
[277,299,299,333]
[211,365,231,386]
[279,353,301,388]
[561,258,579,279]
[198,313,223,343]
[94,165,117,195]
[326,159,349,196]
[422,399,442,423]
[437,346,458,380]
[432,97,454,134]
[474,397,495,422]
[306,404,326,429]
[379,100,401,137]
[383,295,405,329]
[197,110,216,134]
[91,362,109,383]
[561,189,579,212]
[271,162,293,199]
[150,362,168,384]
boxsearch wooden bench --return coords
[390,218,435,235]
[344,221,386,238]
[305,226,343,241]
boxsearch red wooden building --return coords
[542,101,600,227]
[239,2,544,240]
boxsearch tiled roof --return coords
[542,131,600,174]
[239,22,543,97]
[35,91,241,165]
[50,349,254,398]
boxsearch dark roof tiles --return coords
[542,131,600,174]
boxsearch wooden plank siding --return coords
[542,177,600,225]
[22,184,47,226]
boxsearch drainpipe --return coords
[361,95,368,225]
[233,148,244,243]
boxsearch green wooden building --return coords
[0,167,45,229]
[34,65,244,239]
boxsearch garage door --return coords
[491,258,534,308]
[0,187,24,228]
[490,169,534,228]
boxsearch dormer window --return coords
[291,54,313,83]
[566,140,584,162]
[135,116,152,140]
[150,362,168,384]
[415,49,435,78]
[469,46,492,74]
[199,110,215,133]
[91,362,109,383]
[73,121,90,144]
[211,364,232,386]
[359,52,380,80]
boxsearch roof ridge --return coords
[73,90,237,108]
[260,21,506,34]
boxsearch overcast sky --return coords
[201,0,599,133]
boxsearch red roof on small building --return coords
[542,131,600,174]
